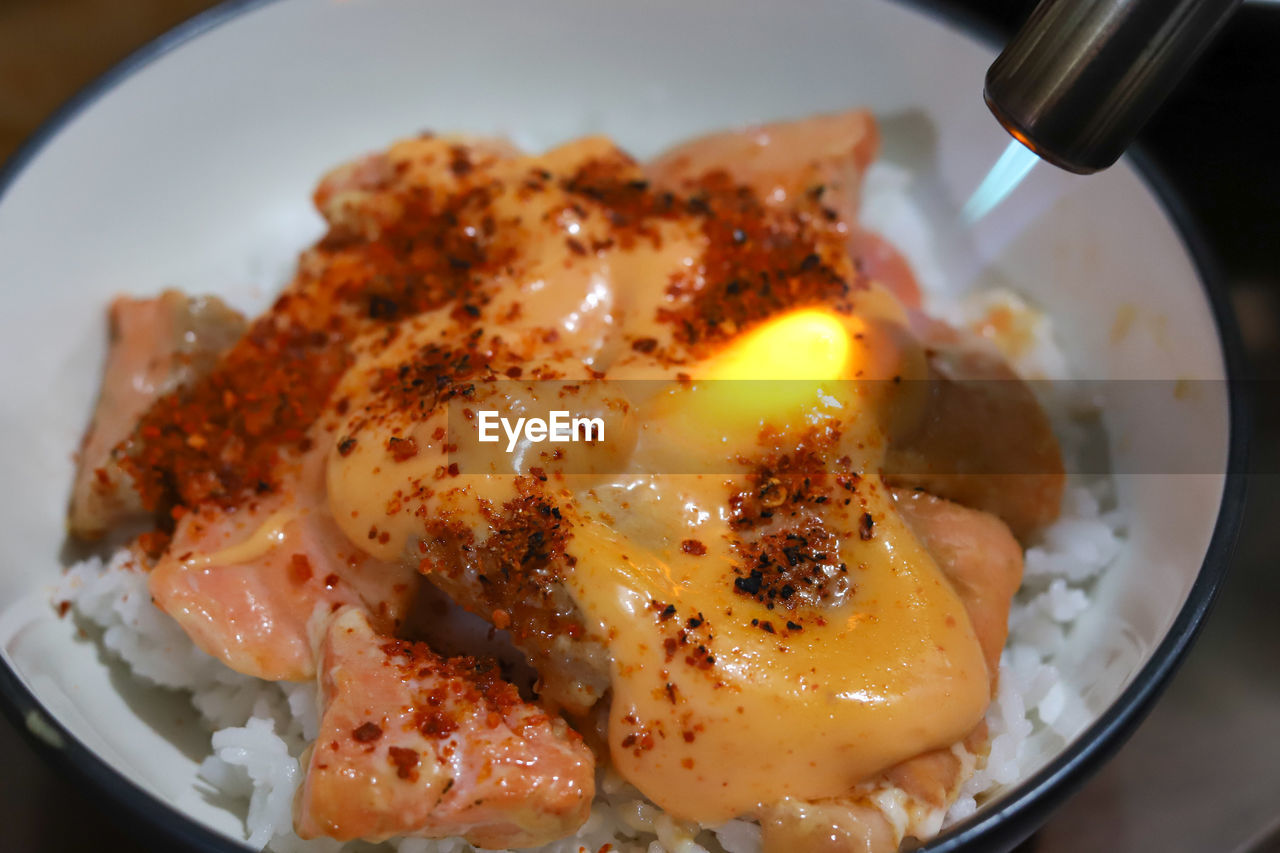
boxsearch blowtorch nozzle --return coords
[985,0,1240,174]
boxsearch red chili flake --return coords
[352,722,383,743]
[387,746,420,781]
[417,709,458,738]
[289,553,313,584]
[653,170,863,353]
[680,538,706,556]
[57,601,71,618]
[135,529,171,558]
[113,146,540,521]
[447,145,473,176]
[631,337,659,354]
[387,436,419,461]
[324,573,340,588]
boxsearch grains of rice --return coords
[52,481,1123,852]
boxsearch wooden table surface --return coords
[0,0,222,159]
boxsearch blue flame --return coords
[961,139,1040,224]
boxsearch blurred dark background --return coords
[1,0,1277,851]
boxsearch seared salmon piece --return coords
[760,491,1022,853]
[848,227,923,308]
[312,136,521,242]
[649,115,1061,530]
[148,441,417,681]
[885,314,1065,539]
[891,487,1024,675]
[69,291,245,538]
[413,493,613,716]
[761,799,899,853]
[882,490,1022,817]
[648,110,879,221]
[647,111,923,307]
[295,608,594,846]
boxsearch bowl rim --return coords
[0,1,1249,850]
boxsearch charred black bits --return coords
[758,478,787,508]
[368,294,400,320]
[734,570,764,596]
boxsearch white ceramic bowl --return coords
[0,1,1245,850]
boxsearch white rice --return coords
[54,474,1123,852]
[51,162,1128,852]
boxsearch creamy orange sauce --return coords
[180,508,299,569]
[122,129,999,827]
[324,297,989,822]
[569,477,988,822]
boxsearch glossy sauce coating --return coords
[310,133,990,820]
[91,115,1054,834]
